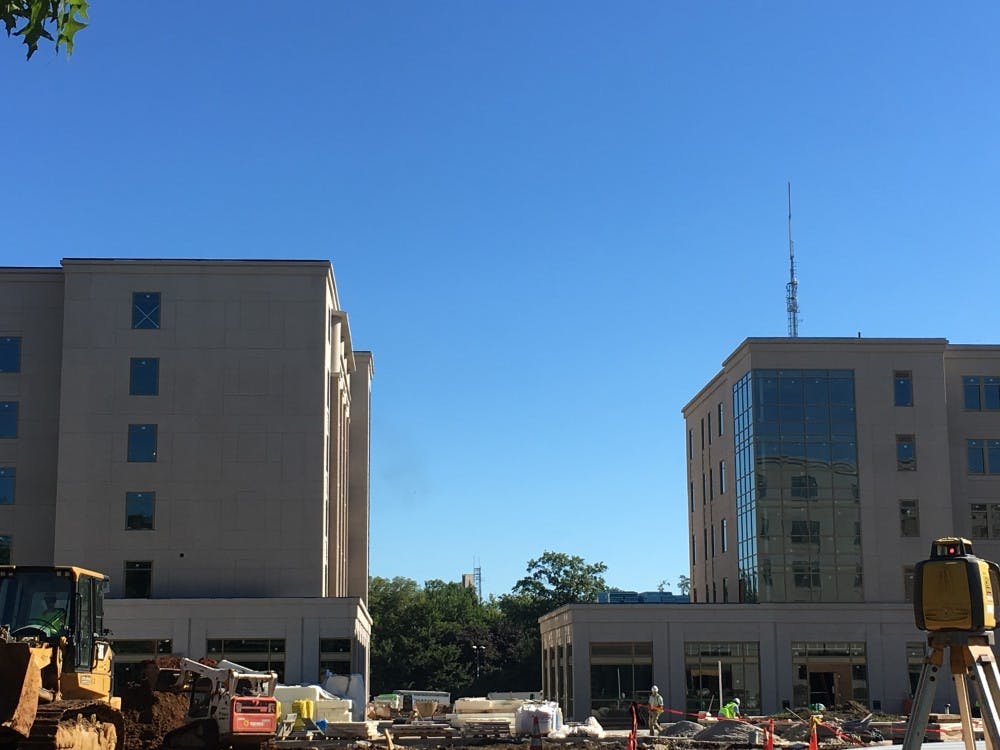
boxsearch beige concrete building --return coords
[0,259,373,687]
[540,338,1000,720]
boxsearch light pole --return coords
[472,645,485,680]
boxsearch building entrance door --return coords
[808,669,846,707]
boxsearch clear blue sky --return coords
[4,3,1000,597]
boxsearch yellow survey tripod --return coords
[904,538,1000,750]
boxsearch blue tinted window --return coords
[986,379,1000,411]
[965,377,982,410]
[130,358,159,396]
[990,441,1000,474]
[0,402,17,438]
[132,293,161,330]
[0,337,20,373]
[897,435,916,471]
[968,440,985,474]
[894,372,913,407]
[0,468,13,504]
[126,492,155,530]
[0,537,10,564]
[127,424,157,462]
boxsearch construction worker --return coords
[647,685,664,735]
[30,594,67,636]
[719,697,741,719]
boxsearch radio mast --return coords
[786,182,800,337]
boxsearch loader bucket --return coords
[0,642,48,738]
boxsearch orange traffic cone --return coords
[808,720,818,750]
[531,715,542,750]
[764,719,774,750]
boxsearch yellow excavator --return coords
[0,565,124,750]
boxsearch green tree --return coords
[496,552,608,691]
[368,576,496,697]
[677,574,691,596]
[368,552,609,699]
[3,0,88,59]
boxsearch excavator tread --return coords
[18,701,124,750]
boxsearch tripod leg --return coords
[970,645,1000,750]
[904,656,942,750]
[953,668,976,750]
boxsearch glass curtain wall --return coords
[735,370,862,603]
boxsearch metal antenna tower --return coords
[785,182,800,337]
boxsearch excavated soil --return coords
[118,679,189,750]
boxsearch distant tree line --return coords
[368,551,608,696]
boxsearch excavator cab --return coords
[0,566,122,750]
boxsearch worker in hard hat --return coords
[719,697,741,719]
[647,685,664,735]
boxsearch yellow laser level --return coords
[913,536,1000,632]
[903,540,1000,750]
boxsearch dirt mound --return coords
[118,678,190,750]
[662,720,704,737]
[694,720,761,743]
[777,722,841,741]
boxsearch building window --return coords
[126,492,155,530]
[0,337,21,373]
[689,482,694,513]
[684,641,760,715]
[701,418,705,449]
[207,639,286,682]
[702,473,706,505]
[711,526,716,557]
[792,562,821,588]
[719,460,726,494]
[589,642,652,709]
[722,577,729,603]
[129,358,160,396]
[896,434,916,471]
[124,561,152,598]
[968,439,1000,475]
[127,424,158,462]
[709,468,714,500]
[0,402,18,438]
[688,430,693,459]
[0,536,10,564]
[319,638,352,677]
[971,504,1000,540]
[790,474,819,498]
[790,521,821,546]
[708,413,712,445]
[718,402,724,436]
[899,499,919,537]
[0,468,13,505]
[691,535,696,565]
[964,376,1000,411]
[721,518,728,553]
[132,292,161,330]
[906,642,925,696]
[903,566,915,602]
[894,371,913,407]
[704,529,708,560]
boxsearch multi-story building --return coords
[540,337,1000,720]
[0,258,374,688]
